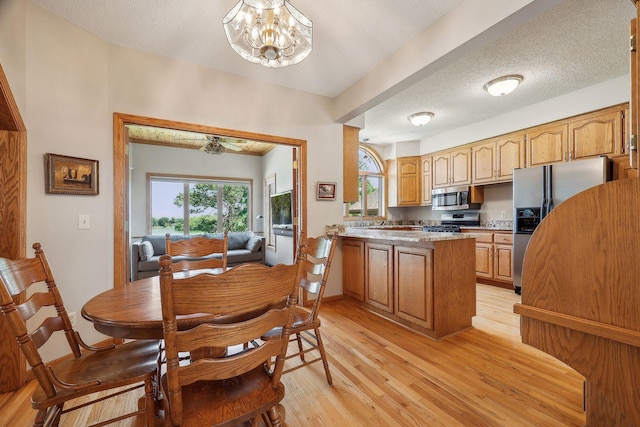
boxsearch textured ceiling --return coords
[30,0,637,146]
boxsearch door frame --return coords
[113,112,307,288]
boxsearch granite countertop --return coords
[340,229,473,242]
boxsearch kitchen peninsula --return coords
[340,229,476,339]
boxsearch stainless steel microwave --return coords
[431,186,483,211]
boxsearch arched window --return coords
[345,145,385,219]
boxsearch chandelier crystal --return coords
[223,0,313,68]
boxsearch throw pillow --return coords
[245,236,262,252]
[139,241,154,261]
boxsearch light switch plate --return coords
[79,214,90,229]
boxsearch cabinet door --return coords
[421,155,432,205]
[394,246,434,330]
[397,156,421,206]
[494,244,513,282]
[365,242,393,312]
[495,133,525,182]
[342,239,365,301]
[568,108,623,160]
[432,153,451,188]
[472,141,496,184]
[474,242,493,279]
[526,123,568,167]
[450,148,472,186]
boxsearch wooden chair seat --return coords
[160,365,284,426]
[30,339,159,410]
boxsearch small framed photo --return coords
[316,181,336,201]
[45,153,99,195]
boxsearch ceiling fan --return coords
[201,135,244,155]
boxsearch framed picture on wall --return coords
[45,153,99,195]
[316,181,336,201]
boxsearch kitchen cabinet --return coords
[567,106,624,160]
[397,156,421,206]
[526,122,568,167]
[394,245,433,330]
[341,234,476,339]
[342,238,365,301]
[462,229,513,286]
[365,242,394,312]
[472,133,525,184]
[432,147,472,188]
[421,155,432,205]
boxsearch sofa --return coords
[131,232,265,281]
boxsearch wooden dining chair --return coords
[165,232,228,271]
[0,243,159,427]
[158,247,305,427]
[263,233,337,385]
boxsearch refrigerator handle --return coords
[546,164,554,215]
[541,166,548,220]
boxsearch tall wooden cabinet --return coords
[421,155,432,205]
[396,156,421,206]
[0,64,28,393]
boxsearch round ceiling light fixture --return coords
[408,112,434,126]
[483,74,523,96]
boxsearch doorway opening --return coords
[113,112,307,287]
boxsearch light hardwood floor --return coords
[0,284,585,426]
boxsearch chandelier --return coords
[223,0,313,68]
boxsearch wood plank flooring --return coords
[0,284,585,426]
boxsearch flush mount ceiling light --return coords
[223,0,313,68]
[483,74,523,96]
[408,112,434,126]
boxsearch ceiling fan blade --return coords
[219,140,243,151]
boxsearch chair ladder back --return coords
[159,249,305,425]
[165,232,229,270]
[301,234,336,321]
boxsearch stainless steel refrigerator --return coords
[512,156,610,294]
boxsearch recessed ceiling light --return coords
[408,112,434,126]
[483,75,523,96]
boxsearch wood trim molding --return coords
[113,112,307,288]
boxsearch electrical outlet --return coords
[500,211,507,219]
[68,311,76,327]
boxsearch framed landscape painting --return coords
[316,181,336,200]
[45,153,99,195]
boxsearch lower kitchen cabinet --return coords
[342,238,365,301]
[365,242,394,313]
[394,246,433,330]
[463,229,513,287]
[341,236,476,339]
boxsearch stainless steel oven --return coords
[431,186,482,211]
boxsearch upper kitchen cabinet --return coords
[421,155,432,205]
[397,156,421,206]
[525,122,568,167]
[433,147,472,189]
[567,105,625,160]
[472,132,525,184]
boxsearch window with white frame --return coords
[345,146,385,219]
[148,175,251,235]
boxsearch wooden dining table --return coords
[81,268,226,340]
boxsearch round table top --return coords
[81,269,225,339]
